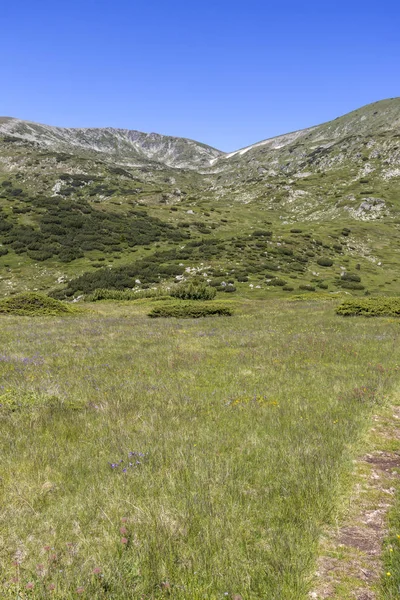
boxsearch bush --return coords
[317,258,333,267]
[148,302,233,318]
[268,278,287,287]
[170,282,216,301]
[340,282,365,290]
[336,297,400,317]
[86,288,169,302]
[252,230,272,238]
[299,285,316,291]
[341,272,361,282]
[0,293,73,316]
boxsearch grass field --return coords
[1,299,400,599]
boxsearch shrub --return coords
[336,297,400,317]
[86,288,169,302]
[170,282,216,301]
[252,230,272,237]
[268,278,287,287]
[317,258,333,267]
[209,278,225,287]
[340,282,365,290]
[299,285,316,291]
[341,272,361,282]
[0,293,73,316]
[290,263,305,272]
[148,302,233,318]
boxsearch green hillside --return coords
[0,98,400,299]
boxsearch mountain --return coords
[0,98,400,299]
[0,117,224,169]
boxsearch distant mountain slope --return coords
[218,98,400,161]
[1,98,400,298]
[207,98,400,221]
[0,117,224,170]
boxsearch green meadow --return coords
[1,299,400,599]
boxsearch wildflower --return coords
[161,581,171,591]
[76,586,85,594]
[121,517,128,523]
[387,572,391,576]
[92,567,102,575]
[120,527,128,535]
[44,545,51,552]
[48,583,56,591]
[121,537,128,544]
[26,582,34,590]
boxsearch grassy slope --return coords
[1,299,400,599]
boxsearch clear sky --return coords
[2,0,399,151]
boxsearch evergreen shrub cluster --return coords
[336,297,400,317]
[0,196,186,263]
[148,302,233,318]
[0,293,73,316]
[170,282,216,301]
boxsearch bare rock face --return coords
[360,198,385,211]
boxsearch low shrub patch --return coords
[268,278,287,287]
[336,297,400,317]
[317,258,334,267]
[86,288,169,302]
[0,293,73,316]
[341,272,361,282]
[170,282,216,301]
[340,282,365,290]
[299,284,316,291]
[148,302,233,318]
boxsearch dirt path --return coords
[309,406,400,600]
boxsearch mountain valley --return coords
[1,98,400,298]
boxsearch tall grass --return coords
[0,299,399,599]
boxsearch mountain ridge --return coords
[2,97,399,170]
[0,117,225,170]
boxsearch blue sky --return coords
[1,0,399,151]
